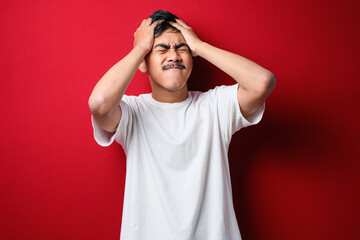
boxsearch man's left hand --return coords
[169,19,203,57]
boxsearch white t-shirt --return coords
[91,83,265,240]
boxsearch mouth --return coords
[162,63,186,71]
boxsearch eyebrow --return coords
[154,43,190,50]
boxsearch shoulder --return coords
[190,84,238,101]
[122,93,151,107]
[210,84,238,94]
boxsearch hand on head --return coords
[168,19,203,57]
[133,13,203,57]
[133,18,163,54]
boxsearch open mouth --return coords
[162,63,185,70]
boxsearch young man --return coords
[89,10,275,240]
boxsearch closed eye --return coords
[177,47,189,52]
[156,48,168,53]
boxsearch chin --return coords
[149,73,190,92]
[162,81,187,92]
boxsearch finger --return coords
[146,18,154,25]
[169,21,184,30]
[175,19,190,28]
[137,19,158,33]
[140,19,148,27]
[150,19,164,28]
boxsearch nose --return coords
[167,47,181,62]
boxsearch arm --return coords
[88,19,161,132]
[170,20,276,118]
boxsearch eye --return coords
[177,47,189,52]
[156,48,168,53]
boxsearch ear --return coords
[138,59,147,73]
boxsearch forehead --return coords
[153,29,186,45]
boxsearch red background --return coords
[1,0,359,239]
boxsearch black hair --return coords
[149,10,179,38]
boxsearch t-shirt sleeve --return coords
[91,97,133,149]
[214,83,265,140]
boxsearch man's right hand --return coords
[133,18,163,54]
[89,19,162,133]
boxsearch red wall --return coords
[1,0,359,239]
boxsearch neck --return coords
[150,82,189,103]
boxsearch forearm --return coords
[197,42,274,91]
[89,46,147,115]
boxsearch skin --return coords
[139,28,193,103]
[88,17,276,133]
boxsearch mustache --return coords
[162,63,186,70]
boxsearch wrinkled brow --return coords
[154,43,190,50]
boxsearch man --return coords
[89,10,275,240]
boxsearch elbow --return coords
[257,71,276,95]
[88,93,110,116]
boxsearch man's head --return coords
[139,10,193,96]
[150,10,180,38]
